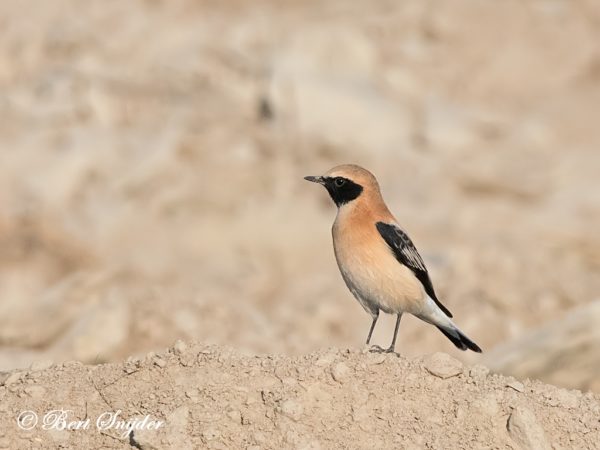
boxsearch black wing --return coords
[375,222,452,318]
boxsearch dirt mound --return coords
[1,343,598,449]
[1,0,600,394]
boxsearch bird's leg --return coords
[386,313,403,353]
[365,310,380,346]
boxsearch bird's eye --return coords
[334,177,346,187]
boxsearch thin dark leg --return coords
[386,313,403,353]
[365,311,380,345]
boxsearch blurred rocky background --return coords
[0,0,599,392]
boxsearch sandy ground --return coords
[1,4,600,448]
[1,342,599,449]
[1,0,599,392]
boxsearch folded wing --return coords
[375,222,453,318]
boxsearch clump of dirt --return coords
[0,342,598,449]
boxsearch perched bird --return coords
[304,164,481,353]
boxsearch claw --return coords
[368,345,385,353]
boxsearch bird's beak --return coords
[304,175,325,184]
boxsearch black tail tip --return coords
[436,326,482,353]
[465,339,483,353]
[458,330,482,353]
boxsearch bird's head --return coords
[304,164,379,207]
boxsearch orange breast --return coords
[332,207,425,315]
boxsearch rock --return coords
[179,353,195,367]
[135,405,190,450]
[469,365,490,383]
[153,357,167,368]
[173,340,187,355]
[507,407,551,450]
[130,431,160,450]
[3,372,22,386]
[279,399,303,422]
[506,380,525,392]
[124,359,139,374]
[62,361,82,368]
[315,351,336,367]
[424,353,463,379]
[331,362,351,383]
[366,353,386,365]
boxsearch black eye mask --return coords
[323,177,363,206]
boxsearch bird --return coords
[304,164,481,353]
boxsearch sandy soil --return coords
[1,0,599,393]
[1,342,599,449]
[1,4,600,449]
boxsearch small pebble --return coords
[62,361,82,368]
[424,353,463,379]
[279,399,303,421]
[507,406,550,450]
[331,362,351,383]
[174,340,188,355]
[367,353,386,365]
[153,357,167,368]
[507,380,525,392]
[469,365,490,382]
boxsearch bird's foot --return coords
[367,344,385,353]
[384,346,396,354]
